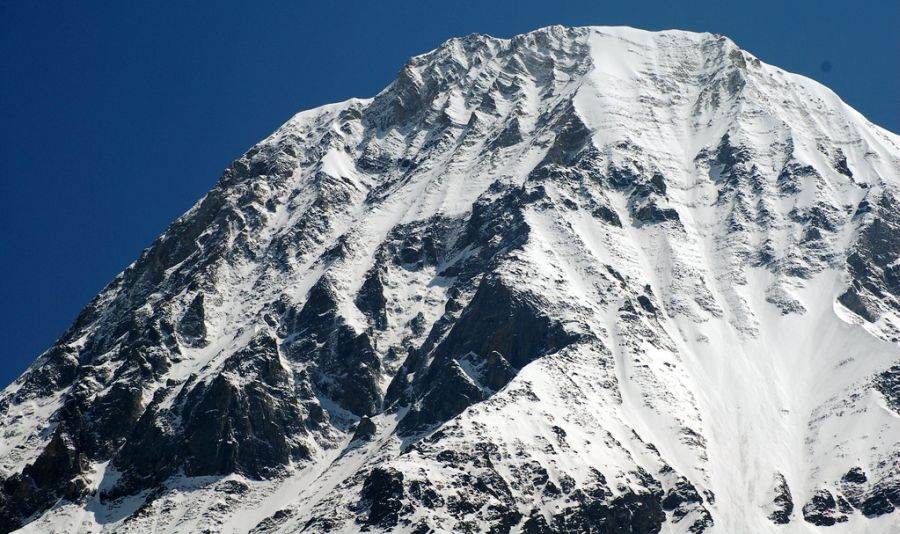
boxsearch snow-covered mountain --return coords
[1,25,898,533]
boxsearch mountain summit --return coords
[1,26,898,533]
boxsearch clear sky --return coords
[1,1,898,388]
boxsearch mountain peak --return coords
[2,25,898,533]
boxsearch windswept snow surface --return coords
[1,26,899,534]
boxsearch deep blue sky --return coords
[1,1,898,388]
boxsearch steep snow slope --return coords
[1,26,898,534]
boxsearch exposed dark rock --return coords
[661,477,703,512]
[355,266,389,330]
[409,479,444,509]
[398,276,579,432]
[407,312,428,337]
[462,351,518,392]
[178,293,208,346]
[838,284,877,322]
[351,416,378,442]
[359,467,405,529]
[108,332,309,498]
[13,346,80,401]
[633,203,680,225]
[181,334,307,478]
[802,489,848,526]
[833,150,853,178]
[608,165,640,190]
[838,192,900,322]
[873,363,900,414]
[776,163,818,195]
[217,479,250,495]
[768,472,793,524]
[650,173,667,196]
[592,205,623,227]
[450,183,532,272]
[789,205,838,233]
[85,382,144,455]
[104,389,179,498]
[540,107,593,167]
[6,343,163,514]
[282,277,383,417]
[522,487,666,534]
[854,198,873,218]
[637,295,657,314]
[858,490,895,517]
[661,477,712,532]
[842,467,868,485]
[250,508,295,533]
[714,134,749,169]
[490,118,524,149]
[687,511,713,533]
[0,429,90,531]
[398,359,487,433]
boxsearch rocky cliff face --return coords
[1,26,898,533]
